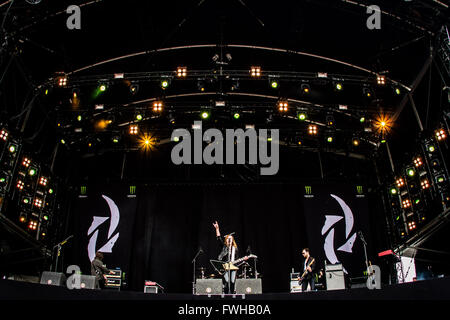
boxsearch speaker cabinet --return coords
[144,286,159,293]
[40,272,66,286]
[325,264,346,290]
[195,279,223,295]
[235,279,262,294]
[79,275,96,289]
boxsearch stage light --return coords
[34,198,43,208]
[201,111,210,119]
[130,83,139,94]
[233,112,241,120]
[408,221,416,231]
[297,112,307,121]
[326,114,335,127]
[98,83,108,92]
[301,83,311,94]
[421,179,430,190]
[176,66,187,78]
[436,175,446,184]
[160,79,171,89]
[112,136,120,144]
[58,76,67,87]
[197,80,206,92]
[360,116,366,123]
[0,129,8,141]
[19,213,27,223]
[129,125,138,135]
[16,180,24,190]
[390,187,398,195]
[39,177,48,186]
[43,214,49,221]
[152,101,164,112]
[135,113,143,121]
[60,139,66,144]
[28,167,37,176]
[48,188,54,194]
[8,143,17,153]
[28,220,38,231]
[402,198,411,209]
[334,82,343,91]
[77,115,82,122]
[139,133,157,151]
[270,79,279,89]
[250,66,261,78]
[278,101,288,112]
[352,137,360,146]
[413,157,423,167]
[308,125,318,136]
[230,79,240,91]
[374,114,393,134]
[435,128,447,141]
[327,136,334,143]
[395,87,401,95]
[396,178,405,188]
[363,87,373,98]
[406,167,416,177]
[377,75,386,85]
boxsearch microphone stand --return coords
[358,231,370,276]
[191,248,203,294]
[52,235,73,272]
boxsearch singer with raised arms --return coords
[213,221,249,294]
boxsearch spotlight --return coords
[407,221,416,231]
[130,83,139,94]
[28,167,38,176]
[230,79,240,91]
[176,66,187,78]
[201,111,210,119]
[352,137,360,146]
[197,79,206,92]
[301,83,311,94]
[98,83,108,92]
[112,136,120,144]
[421,179,430,190]
[326,136,334,143]
[435,128,447,141]
[360,116,366,123]
[326,114,335,127]
[377,75,386,86]
[427,144,436,153]
[135,113,143,121]
[19,213,27,223]
[28,220,38,231]
[0,129,8,141]
[396,178,405,188]
[413,157,423,167]
[390,187,398,195]
[269,78,279,89]
[39,177,48,186]
[168,112,176,125]
[250,66,262,78]
[297,112,307,121]
[152,101,164,112]
[160,78,171,89]
[22,158,31,168]
[58,76,68,87]
[402,198,411,209]
[16,180,24,190]
[406,167,416,177]
[308,125,318,135]
[278,101,288,112]
[139,133,157,151]
[394,87,401,95]
[129,125,138,135]
[334,81,343,91]
[8,143,17,153]
[363,87,373,98]
[233,112,241,120]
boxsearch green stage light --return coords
[201,111,210,119]
[298,113,307,121]
[233,112,240,119]
[407,168,415,177]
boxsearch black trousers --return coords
[301,277,315,292]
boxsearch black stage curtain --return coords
[68,182,371,293]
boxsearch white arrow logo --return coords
[87,195,120,262]
[321,194,356,273]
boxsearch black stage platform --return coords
[1,278,449,318]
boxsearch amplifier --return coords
[105,269,122,289]
[40,272,66,286]
[290,280,302,293]
[79,275,96,289]
[235,278,262,294]
[195,279,222,295]
[144,280,164,293]
[325,264,345,290]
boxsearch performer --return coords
[300,248,316,292]
[90,251,113,289]
[213,221,248,294]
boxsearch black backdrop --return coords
[67,182,372,293]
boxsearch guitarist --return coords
[213,221,248,293]
[300,248,316,292]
